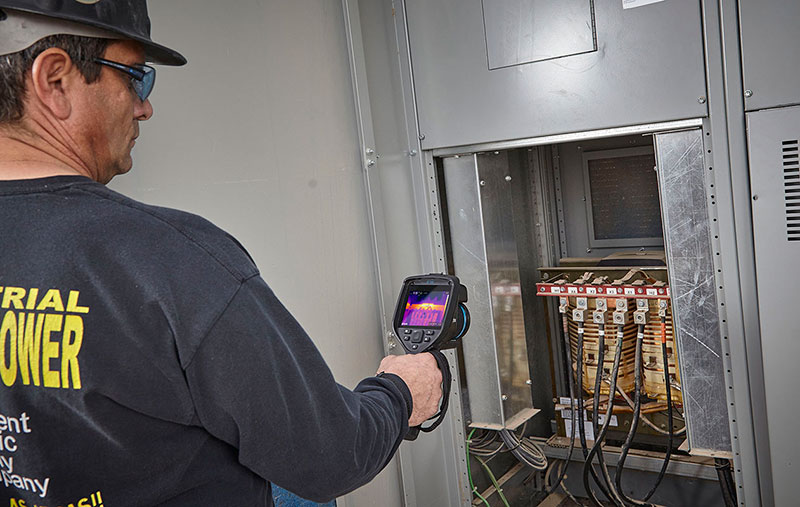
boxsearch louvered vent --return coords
[785,139,800,241]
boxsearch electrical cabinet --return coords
[404,0,708,149]
[740,0,800,111]
[747,105,800,507]
[343,0,770,504]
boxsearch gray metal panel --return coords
[482,0,596,70]
[740,0,800,111]
[475,152,536,426]
[654,129,731,454]
[442,155,504,426]
[703,0,772,502]
[747,105,800,507]
[443,154,534,429]
[404,0,708,149]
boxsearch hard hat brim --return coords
[0,2,186,66]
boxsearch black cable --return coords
[640,317,674,501]
[615,324,653,506]
[547,313,577,494]
[715,458,737,507]
[591,321,623,504]
[575,321,615,506]
[583,323,625,507]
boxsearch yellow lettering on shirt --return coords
[0,286,90,391]
[1,287,26,310]
[36,289,65,312]
[41,314,63,388]
[0,311,18,386]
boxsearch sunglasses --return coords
[93,58,156,102]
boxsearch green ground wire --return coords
[467,429,491,507]
[475,455,511,507]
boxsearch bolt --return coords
[389,342,396,349]
[366,159,376,168]
[410,149,418,156]
[480,180,486,187]
[698,97,706,104]
[744,90,753,98]
[419,134,426,140]
[454,154,460,159]
[505,175,512,182]
[586,248,592,253]
[494,151,500,155]
[501,394,508,401]
[365,148,375,155]
[526,379,532,385]
[752,194,759,201]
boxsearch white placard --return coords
[624,288,636,295]
[622,0,665,9]
[646,288,657,296]
[568,287,578,294]
[587,287,597,295]
[552,287,562,293]
[565,420,595,442]
[597,414,619,427]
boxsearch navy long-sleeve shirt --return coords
[0,176,411,506]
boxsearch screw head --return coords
[753,194,759,201]
[501,394,508,401]
[480,180,486,187]
[744,89,753,98]
[526,379,533,385]
[698,97,706,104]
[365,148,375,155]
[419,134,426,140]
[505,175,512,182]
[409,149,418,157]
[366,159,376,168]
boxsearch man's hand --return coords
[378,353,443,427]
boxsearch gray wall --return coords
[110,1,401,506]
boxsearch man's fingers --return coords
[377,352,444,427]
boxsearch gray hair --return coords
[0,34,110,124]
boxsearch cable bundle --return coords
[498,428,548,470]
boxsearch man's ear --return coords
[29,48,80,120]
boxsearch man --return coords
[0,1,443,505]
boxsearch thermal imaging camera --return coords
[392,274,470,354]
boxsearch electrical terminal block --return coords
[634,298,649,324]
[612,310,628,325]
[576,297,588,310]
[572,308,586,323]
[615,298,629,311]
[558,296,568,314]
[595,299,608,311]
[658,298,669,318]
[592,310,606,324]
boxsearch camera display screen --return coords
[401,286,449,327]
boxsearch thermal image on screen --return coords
[401,288,449,327]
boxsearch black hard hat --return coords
[0,0,185,65]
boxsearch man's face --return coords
[73,40,153,183]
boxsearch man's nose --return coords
[135,98,154,121]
